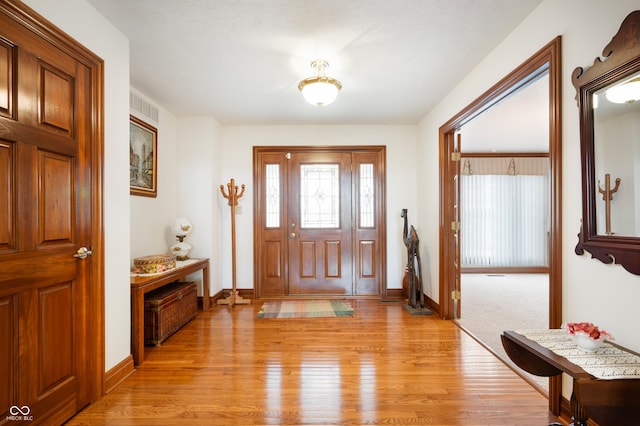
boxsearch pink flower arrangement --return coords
[562,322,613,341]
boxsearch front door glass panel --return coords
[300,164,339,228]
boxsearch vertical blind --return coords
[461,175,549,267]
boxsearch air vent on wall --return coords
[130,92,159,123]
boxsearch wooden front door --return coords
[0,3,103,424]
[287,152,353,295]
[254,147,386,298]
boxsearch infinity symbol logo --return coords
[9,405,31,415]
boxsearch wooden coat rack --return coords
[598,173,621,236]
[217,178,250,307]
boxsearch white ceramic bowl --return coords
[571,332,604,352]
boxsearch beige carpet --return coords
[456,273,549,391]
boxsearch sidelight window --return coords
[265,164,280,228]
[360,163,374,227]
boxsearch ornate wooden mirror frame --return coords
[573,10,640,275]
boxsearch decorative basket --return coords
[133,254,177,274]
[144,281,197,346]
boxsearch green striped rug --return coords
[257,300,354,318]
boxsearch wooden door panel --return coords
[16,282,78,425]
[39,151,73,246]
[39,64,74,136]
[0,39,14,119]
[16,39,77,133]
[358,240,375,277]
[0,296,14,417]
[261,239,286,295]
[39,282,73,390]
[0,141,12,252]
[264,240,282,278]
[325,240,341,278]
[298,240,316,278]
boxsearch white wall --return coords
[23,0,132,370]
[220,125,418,292]
[176,117,224,295]
[129,88,180,260]
[417,0,640,378]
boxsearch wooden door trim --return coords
[1,0,105,402]
[438,37,562,413]
[253,146,386,299]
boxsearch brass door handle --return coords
[73,247,93,259]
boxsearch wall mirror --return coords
[573,10,640,274]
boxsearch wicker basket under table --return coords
[144,281,197,347]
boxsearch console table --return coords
[501,330,640,425]
[130,258,210,365]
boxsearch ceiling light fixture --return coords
[298,60,342,107]
[605,76,640,104]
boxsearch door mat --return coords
[257,300,354,318]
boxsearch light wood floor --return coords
[67,300,565,425]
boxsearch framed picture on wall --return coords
[129,115,158,197]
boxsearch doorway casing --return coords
[438,37,562,415]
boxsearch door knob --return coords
[73,247,93,259]
[289,232,297,239]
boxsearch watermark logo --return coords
[7,405,33,422]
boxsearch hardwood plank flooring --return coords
[67,300,564,425]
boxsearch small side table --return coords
[502,330,640,425]
[130,258,210,365]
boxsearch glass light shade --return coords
[299,78,341,107]
[173,217,192,237]
[298,60,342,107]
[170,241,192,261]
[605,78,640,104]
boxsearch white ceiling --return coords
[85,0,544,126]
[462,73,549,153]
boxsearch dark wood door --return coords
[0,4,100,424]
[254,147,386,298]
[287,152,353,295]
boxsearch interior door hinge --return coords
[451,290,461,300]
[451,221,460,231]
[450,152,461,161]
